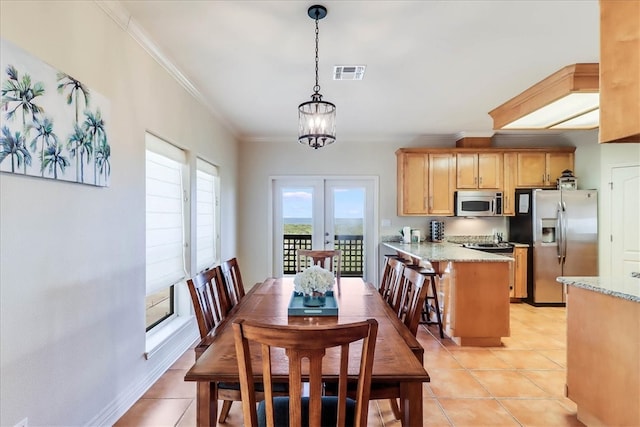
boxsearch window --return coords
[195,158,220,272]
[145,133,187,331]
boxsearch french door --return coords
[271,177,378,281]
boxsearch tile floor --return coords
[115,303,583,426]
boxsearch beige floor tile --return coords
[521,369,567,398]
[114,398,192,427]
[450,350,513,370]
[423,350,464,369]
[176,400,196,427]
[438,398,520,426]
[538,349,567,367]
[471,370,549,398]
[142,369,196,399]
[490,349,564,369]
[428,369,491,398]
[171,349,197,370]
[422,398,452,426]
[499,398,584,426]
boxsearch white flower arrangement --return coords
[293,265,335,294]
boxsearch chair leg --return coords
[389,398,402,420]
[430,276,444,339]
[218,400,233,423]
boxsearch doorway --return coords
[271,177,378,281]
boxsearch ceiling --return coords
[116,0,600,144]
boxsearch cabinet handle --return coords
[424,196,427,210]
[547,173,550,183]
[429,196,433,210]
[542,173,545,183]
[479,176,483,185]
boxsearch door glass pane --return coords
[282,187,313,274]
[332,187,365,277]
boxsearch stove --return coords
[461,242,514,254]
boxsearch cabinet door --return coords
[516,152,546,187]
[478,153,503,189]
[502,153,517,216]
[398,153,428,215]
[428,153,456,215]
[456,153,478,189]
[599,0,640,143]
[513,247,528,298]
[546,152,574,185]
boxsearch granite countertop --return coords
[382,241,513,263]
[557,276,640,302]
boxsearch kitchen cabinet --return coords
[397,152,455,215]
[428,153,456,215]
[511,246,528,299]
[456,153,502,189]
[516,151,574,187]
[502,153,517,216]
[397,153,428,215]
[599,0,640,143]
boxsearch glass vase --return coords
[302,290,326,307]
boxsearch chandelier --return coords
[298,5,336,149]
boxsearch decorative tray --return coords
[287,291,338,317]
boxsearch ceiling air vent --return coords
[333,65,366,81]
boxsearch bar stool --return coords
[400,260,444,339]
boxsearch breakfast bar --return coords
[383,241,513,346]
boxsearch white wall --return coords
[0,2,238,426]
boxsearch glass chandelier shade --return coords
[298,5,336,149]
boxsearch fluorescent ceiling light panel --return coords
[503,93,599,129]
[550,108,600,129]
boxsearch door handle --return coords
[556,203,563,264]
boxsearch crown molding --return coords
[94,0,239,138]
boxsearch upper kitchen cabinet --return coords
[516,150,575,187]
[396,150,456,216]
[599,0,640,143]
[429,153,457,215]
[456,152,503,189]
[397,152,429,215]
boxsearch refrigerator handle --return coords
[556,202,563,264]
[561,201,568,263]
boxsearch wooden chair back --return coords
[220,257,246,307]
[233,318,378,427]
[396,267,430,336]
[186,266,230,339]
[379,257,405,313]
[296,249,342,282]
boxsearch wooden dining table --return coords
[184,277,430,426]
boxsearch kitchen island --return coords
[557,276,640,427]
[383,241,513,346]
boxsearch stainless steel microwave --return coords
[455,190,503,216]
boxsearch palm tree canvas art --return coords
[0,38,111,187]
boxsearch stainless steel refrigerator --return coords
[509,189,598,305]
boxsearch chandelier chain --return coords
[314,14,320,94]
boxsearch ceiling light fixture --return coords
[489,63,599,130]
[298,5,336,149]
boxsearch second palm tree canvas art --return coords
[0,38,111,187]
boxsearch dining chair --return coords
[220,257,246,307]
[296,249,342,282]
[187,266,241,422]
[379,256,405,314]
[186,266,231,339]
[233,318,378,427]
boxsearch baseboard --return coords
[86,325,199,426]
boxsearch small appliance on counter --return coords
[557,169,578,190]
[429,220,445,242]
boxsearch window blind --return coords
[145,135,186,295]
[195,158,219,272]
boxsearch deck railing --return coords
[283,234,364,277]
